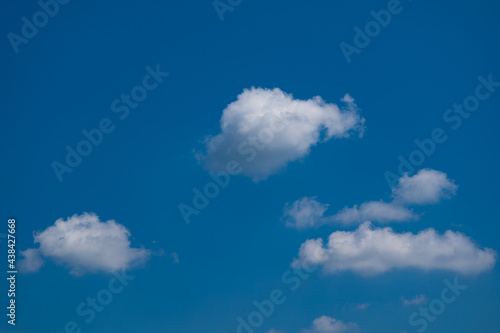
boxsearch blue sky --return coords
[1,0,500,332]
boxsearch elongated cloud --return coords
[284,169,456,229]
[20,213,150,275]
[333,201,416,225]
[198,87,365,181]
[292,223,496,276]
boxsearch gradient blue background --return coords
[1,0,499,332]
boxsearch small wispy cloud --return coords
[172,252,180,264]
[402,294,428,306]
[355,303,370,310]
[268,330,286,333]
[19,248,44,273]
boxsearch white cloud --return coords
[268,330,286,333]
[271,316,358,333]
[292,222,497,276]
[198,88,365,181]
[284,169,456,229]
[19,248,44,273]
[23,213,150,275]
[392,169,458,205]
[402,294,428,306]
[355,303,369,310]
[304,316,358,333]
[333,201,416,225]
[284,197,330,230]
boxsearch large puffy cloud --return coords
[292,223,497,276]
[392,169,458,205]
[284,169,456,229]
[20,213,150,275]
[198,88,365,181]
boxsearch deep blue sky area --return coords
[1,0,500,332]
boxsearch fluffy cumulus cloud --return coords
[20,213,150,275]
[283,197,330,230]
[292,222,497,276]
[392,169,458,205]
[304,316,359,333]
[284,169,456,229]
[198,87,365,181]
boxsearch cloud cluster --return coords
[198,88,365,181]
[20,213,150,275]
[284,169,457,229]
[292,222,497,276]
